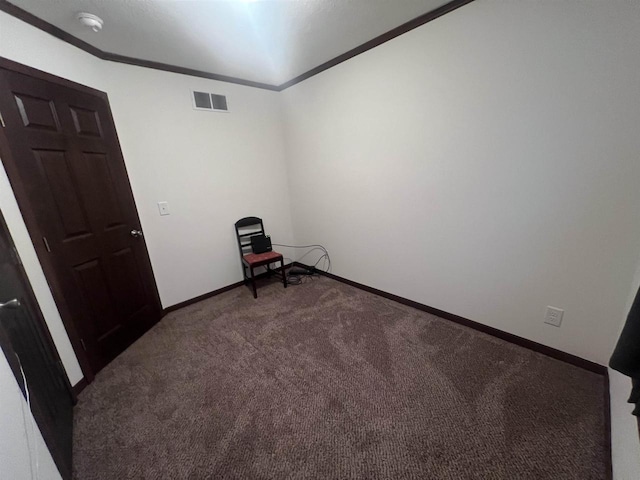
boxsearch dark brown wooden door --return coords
[0,66,162,375]
[0,211,73,480]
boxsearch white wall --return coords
[281,0,640,366]
[104,63,294,308]
[0,353,62,480]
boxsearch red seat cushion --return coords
[243,251,283,265]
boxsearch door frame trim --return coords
[0,55,163,383]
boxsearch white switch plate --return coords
[157,201,170,216]
[544,306,564,327]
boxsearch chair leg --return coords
[250,266,257,299]
[281,259,287,289]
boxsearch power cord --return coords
[272,243,331,285]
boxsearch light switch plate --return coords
[158,201,170,216]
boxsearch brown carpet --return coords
[73,276,608,479]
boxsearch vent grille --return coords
[192,91,229,112]
[211,94,228,111]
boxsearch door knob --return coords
[0,298,21,310]
[130,229,143,238]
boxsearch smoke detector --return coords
[77,13,103,32]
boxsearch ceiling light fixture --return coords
[77,13,103,33]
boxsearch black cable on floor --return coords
[272,243,331,274]
[273,243,331,285]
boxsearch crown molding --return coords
[279,0,473,90]
[0,0,474,92]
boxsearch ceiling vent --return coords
[192,91,229,112]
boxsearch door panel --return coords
[0,212,73,480]
[69,105,103,137]
[81,152,127,228]
[110,247,148,315]
[13,92,60,131]
[37,150,92,238]
[0,65,162,375]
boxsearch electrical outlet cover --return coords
[544,306,564,327]
[158,201,170,216]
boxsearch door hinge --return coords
[80,338,87,351]
[0,110,5,128]
[43,236,51,252]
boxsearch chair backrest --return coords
[234,217,265,258]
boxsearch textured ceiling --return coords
[9,0,451,86]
